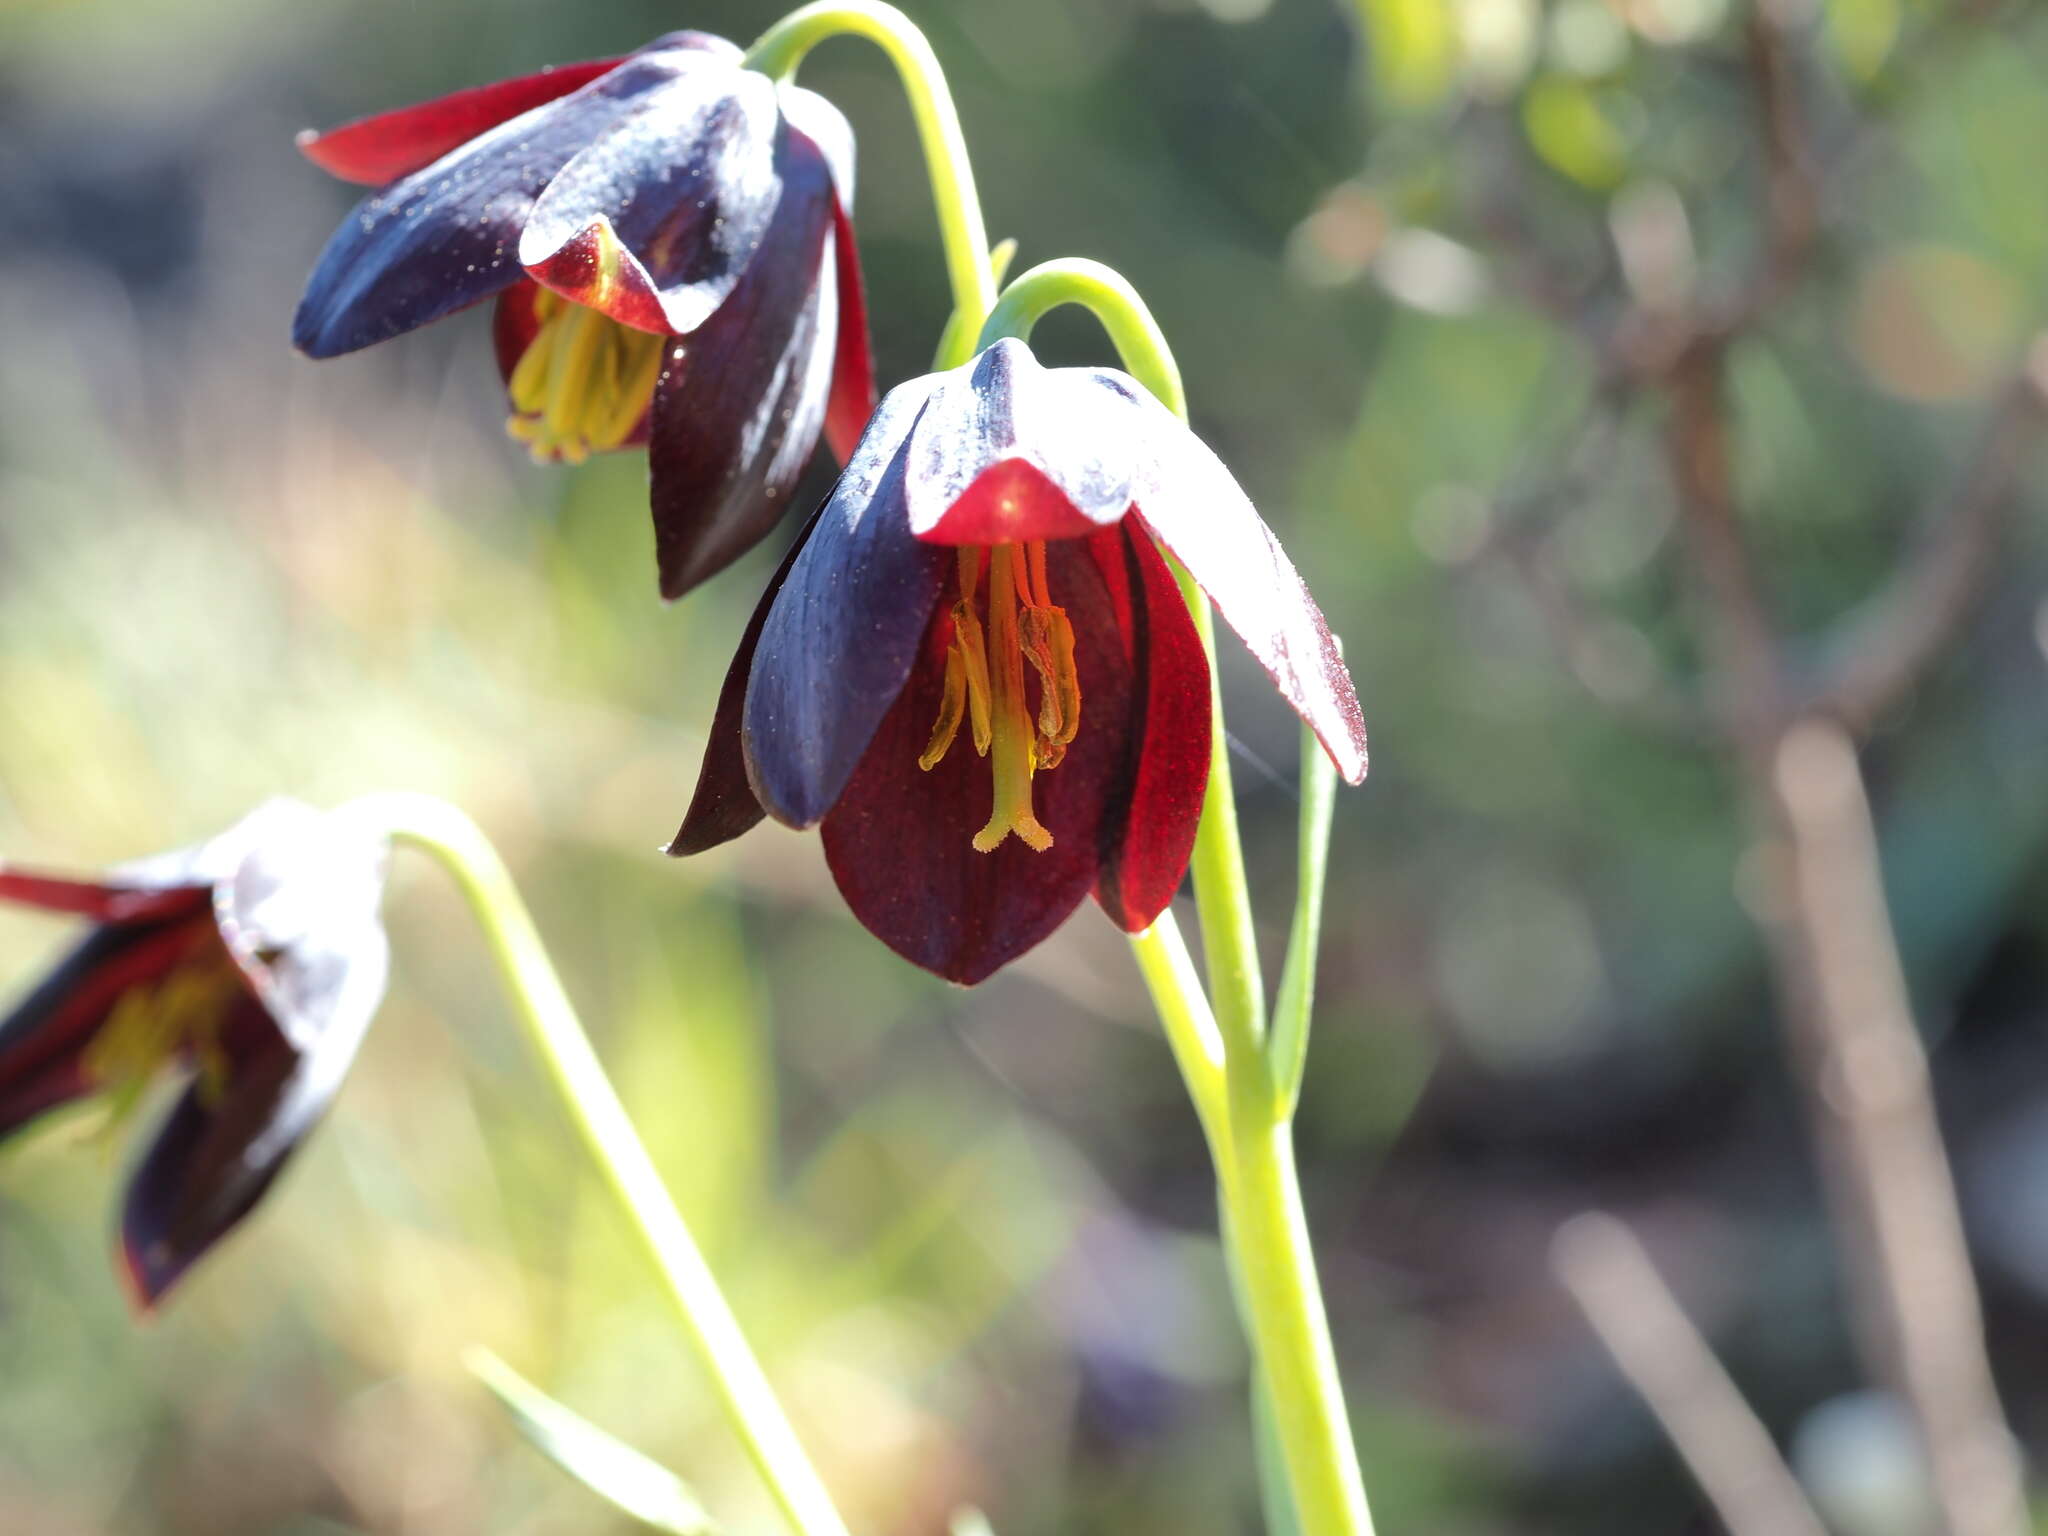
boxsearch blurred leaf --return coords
[1522,76,1629,188]
[465,1347,719,1535]
[949,1509,998,1536]
[1354,0,1459,108]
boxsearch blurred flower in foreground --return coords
[670,338,1367,983]
[293,31,873,600]
[0,802,389,1307]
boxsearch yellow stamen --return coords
[1045,607,1080,745]
[922,541,1085,851]
[920,642,968,770]
[82,953,243,1139]
[1020,604,1081,769]
[507,293,561,415]
[955,603,995,756]
[1025,539,1053,608]
[972,545,1055,853]
[591,331,669,448]
[504,288,666,464]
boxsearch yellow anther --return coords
[1045,606,1079,745]
[920,643,968,770]
[1025,539,1053,608]
[952,601,994,756]
[83,954,243,1138]
[590,328,667,447]
[505,290,666,464]
[508,326,558,417]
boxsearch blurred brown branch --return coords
[1807,345,2048,733]
[1705,2,1821,342]
[1554,1212,1831,1536]
[1770,723,2029,1536]
[1656,306,2032,1536]
[1459,4,2045,1533]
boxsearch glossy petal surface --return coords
[905,339,1138,546]
[821,200,875,466]
[123,805,388,1305]
[1096,374,1370,784]
[518,66,785,334]
[0,868,208,924]
[644,123,838,600]
[296,58,624,186]
[121,999,301,1307]
[776,81,855,209]
[819,538,1138,984]
[211,802,392,1057]
[741,379,948,828]
[293,44,719,359]
[1085,526,1212,931]
[666,510,822,857]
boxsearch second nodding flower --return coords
[292,30,874,600]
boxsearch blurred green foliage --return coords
[0,0,2045,1533]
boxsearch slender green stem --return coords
[981,262,1373,1534]
[340,793,849,1536]
[745,1,996,334]
[1271,711,1339,1118]
[978,257,1186,414]
[1181,587,1271,1063]
[1128,913,1228,1156]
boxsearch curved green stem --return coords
[340,793,848,1536]
[746,1,996,337]
[981,262,1373,1535]
[978,257,1186,414]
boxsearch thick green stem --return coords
[341,793,848,1536]
[746,1,996,334]
[1223,1105,1372,1536]
[982,262,1373,1535]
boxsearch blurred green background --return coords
[1,0,2045,1531]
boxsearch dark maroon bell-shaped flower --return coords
[0,802,389,1307]
[669,339,1368,985]
[293,31,874,599]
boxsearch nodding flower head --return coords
[0,802,390,1307]
[670,338,1367,985]
[293,31,875,601]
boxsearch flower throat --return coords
[505,288,666,464]
[921,543,1081,853]
[82,937,243,1134]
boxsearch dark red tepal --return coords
[669,339,1369,986]
[0,802,390,1308]
[293,31,874,601]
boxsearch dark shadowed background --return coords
[1,0,2045,1531]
